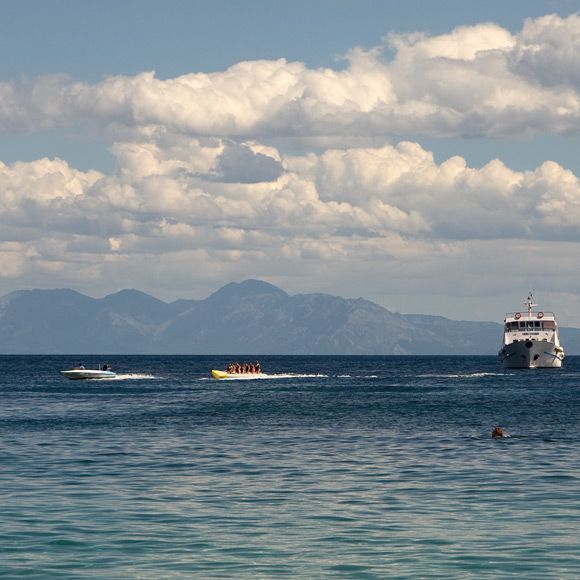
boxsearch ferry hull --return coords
[500,341,563,369]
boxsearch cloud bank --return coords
[1,13,580,321]
[1,139,579,291]
[1,14,580,139]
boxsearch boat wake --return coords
[417,372,502,379]
[110,373,157,380]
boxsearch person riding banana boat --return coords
[211,361,263,379]
[225,361,261,374]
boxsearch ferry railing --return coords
[504,311,556,318]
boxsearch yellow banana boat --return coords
[211,369,264,379]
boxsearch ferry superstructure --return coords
[499,294,564,369]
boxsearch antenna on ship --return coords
[525,291,537,317]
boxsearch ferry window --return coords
[534,321,540,327]
[519,322,525,328]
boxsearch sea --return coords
[0,355,578,579]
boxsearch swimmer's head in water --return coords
[491,426,504,438]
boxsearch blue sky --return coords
[3,1,570,79]
[1,0,580,323]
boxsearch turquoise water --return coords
[0,355,578,578]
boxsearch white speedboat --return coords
[499,293,564,369]
[60,365,116,380]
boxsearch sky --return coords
[1,0,580,324]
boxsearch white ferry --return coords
[499,293,564,369]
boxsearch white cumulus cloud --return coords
[2,12,580,323]
[1,138,579,294]
[1,14,580,139]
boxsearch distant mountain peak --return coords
[2,280,578,355]
[103,288,166,302]
[100,289,169,318]
[239,279,288,294]
[2,288,92,307]
[206,279,289,301]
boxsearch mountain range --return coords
[1,279,579,355]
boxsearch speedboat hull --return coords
[500,341,563,369]
[60,369,117,380]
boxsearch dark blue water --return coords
[1,355,578,578]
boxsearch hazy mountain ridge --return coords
[1,280,580,355]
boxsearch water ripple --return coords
[0,355,578,578]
